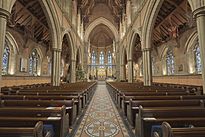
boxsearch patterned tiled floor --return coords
[74,82,130,137]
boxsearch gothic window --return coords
[194,44,202,73]
[2,39,10,75]
[108,51,112,68]
[166,48,175,75]
[99,51,104,67]
[29,49,39,76]
[91,51,96,65]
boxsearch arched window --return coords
[2,39,10,75]
[91,51,96,65]
[166,48,175,75]
[108,51,112,68]
[194,43,202,73]
[29,49,39,76]
[99,51,104,65]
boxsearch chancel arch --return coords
[87,23,116,81]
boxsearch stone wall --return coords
[138,75,202,86]
[1,76,51,87]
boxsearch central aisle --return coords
[74,82,130,137]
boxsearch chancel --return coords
[0,0,205,137]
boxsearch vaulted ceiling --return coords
[9,0,50,47]
[90,24,114,47]
[153,0,195,47]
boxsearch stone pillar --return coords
[0,8,10,90]
[142,48,152,86]
[71,59,76,83]
[194,8,205,93]
[120,64,125,80]
[52,48,61,86]
[128,59,133,83]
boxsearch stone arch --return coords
[160,46,171,60]
[184,30,199,73]
[62,30,75,60]
[184,30,198,53]
[84,17,119,42]
[141,0,194,50]
[128,30,141,60]
[8,0,61,49]
[5,31,19,75]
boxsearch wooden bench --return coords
[0,121,45,137]
[136,107,205,137]
[155,122,205,137]
[0,94,82,118]
[127,99,203,127]
[0,100,75,127]
[0,106,69,137]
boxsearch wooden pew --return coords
[119,92,195,112]
[0,106,69,137]
[159,122,205,137]
[127,99,203,127]
[0,121,44,137]
[0,100,75,127]
[136,106,205,137]
[0,94,82,118]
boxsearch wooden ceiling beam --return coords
[155,0,185,29]
[17,1,48,30]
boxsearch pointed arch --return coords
[84,17,119,42]
[62,30,75,60]
[8,0,61,49]
[4,31,19,75]
[141,0,194,50]
[128,30,141,60]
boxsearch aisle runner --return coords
[75,83,130,137]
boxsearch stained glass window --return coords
[108,51,112,68]
[99,51,104,67]
[91,51,96,65]
[166,48,175,75]
[2,39,10,75]
[194,44,202,73]
[29,49,39,76]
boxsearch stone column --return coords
[52,48,61,86]
[128,59,133,83]
[0,8,10,89]
[193,8,205,93]
[142,48,152,86]
[120,64,125,80]
[71,59,76,83]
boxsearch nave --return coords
[74,82,130,137]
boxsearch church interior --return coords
[0,0,205,137]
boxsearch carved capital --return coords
[0,8,10,20]
[193,6,205,18]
